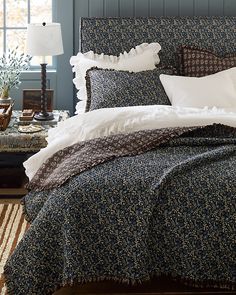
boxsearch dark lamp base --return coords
[34,112,54,121]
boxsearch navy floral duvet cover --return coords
[4,124,236,295]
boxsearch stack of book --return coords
[19,109,35,121]
[17,110,62,126]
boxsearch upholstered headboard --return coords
[80,17,236,70]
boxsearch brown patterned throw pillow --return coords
[179,45,236,77]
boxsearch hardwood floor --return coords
[0,197,21,204]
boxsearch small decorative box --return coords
[22,109,34,116]
[19,109,35,122]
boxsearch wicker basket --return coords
[0,102,14,131]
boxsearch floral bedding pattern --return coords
[80,17,236,72]
[85,67,174,111]
[4,124,236,295]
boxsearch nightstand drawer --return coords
[0,168,25,188]
[0,153,32,196]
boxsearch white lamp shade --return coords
[26,23,64,56]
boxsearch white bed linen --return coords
[160,67,236,108]
[24,105,236,180]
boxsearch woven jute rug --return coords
[0,203,29,295]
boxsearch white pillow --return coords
[160,68,236,109]
[70,43,161,113]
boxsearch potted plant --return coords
[0,47,32,103]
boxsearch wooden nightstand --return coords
[0,110,70,197]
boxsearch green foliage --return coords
[0,47,32,97]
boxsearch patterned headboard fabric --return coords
[80,17,236,70]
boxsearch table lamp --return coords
[26,23,64,120]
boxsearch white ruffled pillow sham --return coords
[70,43,161,113]
[160,67,236,109]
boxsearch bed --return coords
[4,17,236,295]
